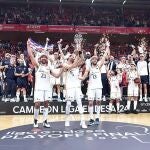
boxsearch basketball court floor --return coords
[0,114,150,150]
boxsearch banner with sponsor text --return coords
[0,24,150,34]
[0,101,150,115]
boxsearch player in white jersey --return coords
[27,40,63,128]
[108,70,122,114]
[63,51,87,128]
[126,62,140,114]
[79,42,110,126]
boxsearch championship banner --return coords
[0,101,150,115]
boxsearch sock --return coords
[43,108,49,121]
[88,106,94,120]
[127,100,131,110]
[77,100,84,122]
[95,105,100,119]
[34,108,39,120]
[145,94,147,98]
[140,95,142,99]
[23,94,26,100]
[66,101,71,115]
[133,101,138,110]
[109,103,112,112]
[58,94,60,99]
[116,102,120,112]
[16,92,20,99]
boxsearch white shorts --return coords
[110,88,121,99]
[66,87,83,101]
[55,77,61,85]
[110,91,121,99]
[87,88,102,101]
[128,84,139,97]
[34,90,52,103]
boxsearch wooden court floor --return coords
[0,113,150,130]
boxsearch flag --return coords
[28,38,54,53]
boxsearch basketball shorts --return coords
[87,88,102,101]
[65,87,83,102]
[34,90,52,102]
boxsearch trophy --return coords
[74,33,83,51]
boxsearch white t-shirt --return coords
[137,60,148,76]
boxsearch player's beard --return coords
[92,61,97,66]
[41,58,48,65]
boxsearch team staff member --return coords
[15,58,29,102]
[4,56,16,102]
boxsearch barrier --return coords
[0,100,150,115]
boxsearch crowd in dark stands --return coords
[0,4,150,27]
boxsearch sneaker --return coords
[139,97,143,102]
[144,97,148,102]
[10,98,16,102]
[24,98,28,102]
[57,98,62,102]
[102,96,106,101]
[4,98,10,102]
[80,121,87,129]
[33,119,39,128]
[108,110,112,114]
[116,111,120,114]
[133,110,138,114]
[88,119,95,126]
[43,120,50,128]
[95,118,100,125]
[16,98,20,102]
[65,120,70,127]
[125,110,130,114]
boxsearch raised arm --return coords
[78,66,89,81]
[98,40,110,69]
[27,39,38,68]
[50,67,64,78]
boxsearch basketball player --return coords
[64,52,87,129]
[126,62,140,114]
[79,41,110,126]
[108,70,122,114]
[27,40,63,128]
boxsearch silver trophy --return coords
[74,33,83,50]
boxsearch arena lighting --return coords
[60,0,61,2]
[123,0,127,5]
[92,0,94,3]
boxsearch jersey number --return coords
[92,74,97,79]
[41,73,46,78]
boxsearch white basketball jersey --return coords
[65,68,81,89]
[110,76,120,92]
[35,65,51,91]
[88,65,103,89]
[128,70,138,85]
